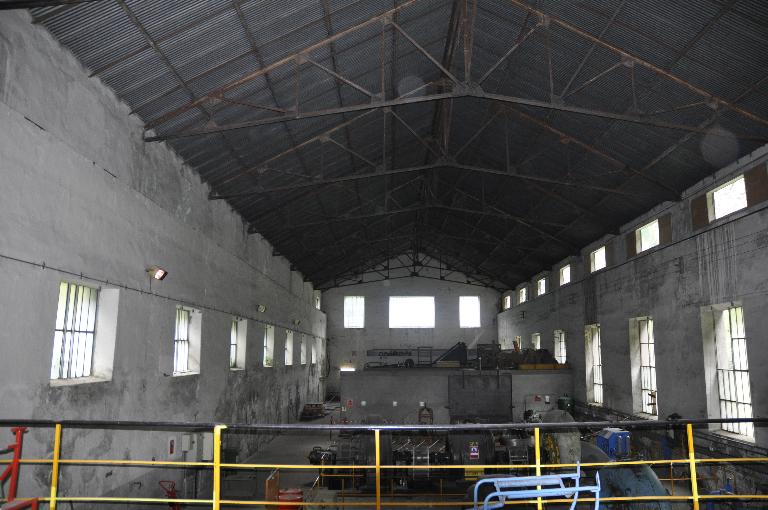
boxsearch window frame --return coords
[708,175,747,221]
[229,317,247,370]
[173,306,201,376]
[518,287,527,304]
[459,296,481,328]
[629,316,658,416]
[559,265,571,286]
[590,246,607,273]
[585,324,603,406]
[263,324,275,367]
[553,329,566,364]
[50,282,99,381]
[531,333,541,350]
[284,330,294,366]
[536,277,546,296]
[503,295,511,310]
[636,219,660,253]
[715,306,752,437]
[343,296,365,329]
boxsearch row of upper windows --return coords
[50,281,322,384]
[502,168,766,310]
[343,296,482,329]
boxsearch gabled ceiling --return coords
[19,0,768,290]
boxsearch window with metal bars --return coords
[586,324,603,405]
[553,330,566,364]
[715,306,753,437]
[51,282,99,380]
[173,307,191,374]
[637,317,658,415]
[230,319,238,369]
[263,324,274,367]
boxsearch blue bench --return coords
[472,463,601,510]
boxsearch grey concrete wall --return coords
[498,144,768,447]
[323,267,500,392]
[339,369,572,423]
[0,11,326,503]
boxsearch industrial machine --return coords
[596,428,632,461]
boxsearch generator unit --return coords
[596,428,631,460]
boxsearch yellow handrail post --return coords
[687,423,700,510]
[49,423,62,510]
[534,427,542,510]
[375,429,381,510]
[213,425,227,510]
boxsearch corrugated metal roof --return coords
[27,0,768,289]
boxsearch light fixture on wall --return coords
[257,304,267,313]
[146,266,168,280]
[340,365,356,372]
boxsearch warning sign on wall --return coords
[469,441,480,460]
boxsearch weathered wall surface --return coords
[339,369,573,423]
[323,269,500,392]
[498,144,768,446]
[0,11,326,503]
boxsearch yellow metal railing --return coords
[1,418,767,508]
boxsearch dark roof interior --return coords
[19,0,768,290]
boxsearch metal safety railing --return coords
[0,417,767,508]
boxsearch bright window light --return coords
[459,296,481,328]
[590,246,607,272]
[559,265,571,286]
[285,330,294,366]
[537,277,546,296]
[51,282,98,380]
[344,296,365,328]
[637,219,660,253]
[389,296,435,328]
[554,330,566,364]
[263,324,274,367]
[503,295,511,310]
[711,175,747,220]
[532,333,541,349]
[518,287,527,304]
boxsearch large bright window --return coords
[503,295,511,310]
[710,175,747,220]
[559,265,571,286]
[590,246,607,273]
[537,277,546,296]
[344,296,365,328]
[585,324,603,405]
[518,287,527,304]
[553,330,566,364]
[636,219,660,253]
[459,296,481,328]
[389,297,435,328]
[715,306,752,437]
[173,306,201,375]
[51,282,98,380]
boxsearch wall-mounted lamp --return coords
[257,304,267,313]
[147,266,168,280]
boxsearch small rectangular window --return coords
[311,337,318,364]
[559,265,571,286]
[518,287,527,304]
[636,219,660,253]
[314,291,322,310]
[263,324,274,367]
[503,295,511,310]
[300,334,307,365]
[710,175,747,220]
[553,330,566,364]
[285,330,294,366]
[230,318,247,370]
[532,333,541,350]
[536,277,546,296]
[459,296,481,328]
[590,246,607,273]
[173,306,201,375]
[389,297,435,328]
[585,324,603,405]
[344,296,365,328]
[51,282,98,380]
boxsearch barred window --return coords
[554,330,566,364]
[637,317,658,415]
[715,306,752,437]
[174,307,191,374]
[586,324,603,405]
[51,282,98,380]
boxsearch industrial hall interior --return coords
[1,0,768,508]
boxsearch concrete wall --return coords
[0,11,326,503]
[339,369,573,423]
[498,144,768,447]
[323,265,500,392]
